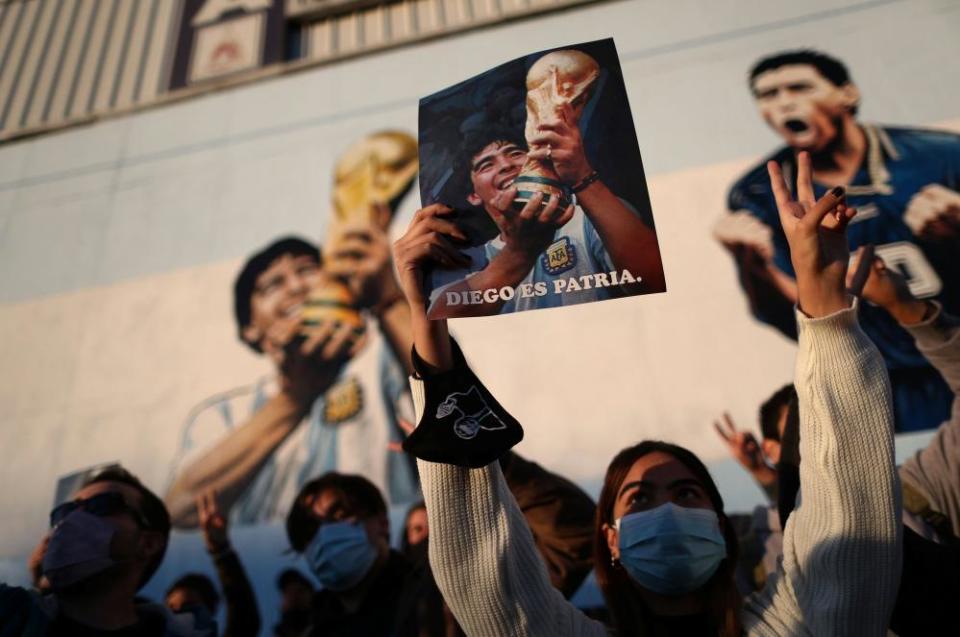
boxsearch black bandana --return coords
[402,339,523,468]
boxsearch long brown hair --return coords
[594,441,742,636]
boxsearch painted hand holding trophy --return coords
[513,50,599,212]
[302,131,418,332]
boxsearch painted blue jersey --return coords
[727,125,960,431]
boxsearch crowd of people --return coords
[3,50,960,637]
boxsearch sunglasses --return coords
[50,492,150,529]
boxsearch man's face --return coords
[66,481,156,571]
[752,64,859,152]
[405,508,428,547]
[306,487,389,551]
[243,253,322,347]
[466,141,528,212]
[166,586,208,613]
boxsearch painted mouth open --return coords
[784,119,809,133]
[497,177,517,191]
[283,302,303,318]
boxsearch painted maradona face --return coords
[243,253,322,346]
[752,64,859,152]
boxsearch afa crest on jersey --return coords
[323,376,364,424]
[542,237,577,275]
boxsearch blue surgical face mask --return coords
[305,521,378,591]
[616,502,727,596]
[42,510,117,590]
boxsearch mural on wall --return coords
[3,2,960,629]
[164,131,422,528]
[713,49,960,432]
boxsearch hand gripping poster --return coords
[417,38,666,318]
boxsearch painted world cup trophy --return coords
[513,50,600,212]
[302,131,419,333]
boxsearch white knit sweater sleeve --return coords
[742,305,902,636]
[413,381,607,637]
[414,305,900,636]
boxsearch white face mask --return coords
[42,510,117,590]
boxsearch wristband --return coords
[571,170,600,194]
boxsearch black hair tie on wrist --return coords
[571,170,600,194]
[402,338,523,468]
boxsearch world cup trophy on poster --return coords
[513,50,600,212]
[302,131,418,331]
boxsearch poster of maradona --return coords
[417,38,666,318]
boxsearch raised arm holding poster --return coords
[417,39,666,319]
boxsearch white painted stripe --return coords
[387,1,414,42]
[9,0,60,129]
[336,12,360,55]
[414,0,442,34]
[11,0,61,128]
[40,0,85,125]
[68,0,113,119]
[93,0,134,113]
[114,0,152,110]
[362,5,386,48]
[0,0,40,131]
[308,17,334,59]
[24,0,76,128]
[0,1,26,91]
[442,0,469,27]
[140,0,180,102]
[500,0,528,15]
[470,0,501,21]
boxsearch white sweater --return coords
[414,306,902,636]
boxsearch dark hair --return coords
[285,472,387,552]
[594,441,741,637]
[167,573,220,612]
[749,49,852,88]
[83,466,171,588]
[276,568,314,592]
[399,500,427,555]
[455,124,528,204]
[759,384,796,442]
[233,236,321,352]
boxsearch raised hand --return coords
[767,151,857,318]
[714,412,776,487]
[848,248,930,325]
[486,189,575,264]
[525,103,593,186]
[392,204,471,309]
[263,314,365,406]
[905,184,960,241]
[713,211,776,262]
[325,208,405,313]
[196,490,230,553]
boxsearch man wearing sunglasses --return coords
[284,472,408,637]
[0,466,207,636]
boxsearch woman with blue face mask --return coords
[392,152,902,635]
[594,441,742,635]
